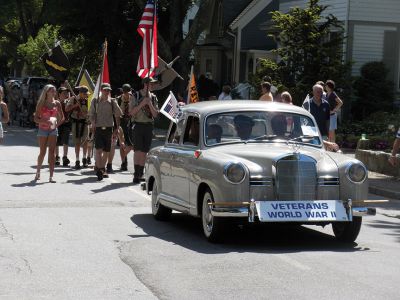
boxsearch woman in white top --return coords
[0,86,10,143]
[218,85,232,100]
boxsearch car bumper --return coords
[210,200,376,222]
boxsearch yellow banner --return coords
[188,67,199,103]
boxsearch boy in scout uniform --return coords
[89,83,122,181]
[65,85,90,169]
[117,83,134,171]
[129,77,159,184]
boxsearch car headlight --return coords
[224,162,246,184]
[346,163,367,183]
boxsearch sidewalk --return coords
[368,171,400,200]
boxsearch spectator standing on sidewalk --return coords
[66,86,90,169]
[129,77,159,184]
[117,83,135,171]
[33,84,64,183]
[259,82,273,101]
[302,84,330,140]
[89,83,122,181]
[0,86,10,143]
[388,127,400,166]
[55,87,72,166]
[325,80,343,143]
[218,85,232,100]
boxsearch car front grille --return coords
[275,155,317,200]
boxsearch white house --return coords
[280,0,400,93]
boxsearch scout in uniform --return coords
[129,77,159,184]
[65,85,90,169]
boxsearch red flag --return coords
[136,0,158,78]
[102,40,110,84]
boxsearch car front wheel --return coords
[151,181,171,221]
[202,188,225,243]
[332,216,362,243]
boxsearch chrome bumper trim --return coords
[352,207,376,216]
[210,207,248,218]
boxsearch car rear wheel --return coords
[151,181,171,221]
[332,216,362,243]
[202,188,225,243]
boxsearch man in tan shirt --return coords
[89,83,122,181]
[129,77,159,184]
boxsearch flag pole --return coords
[75,56,86,87]
[145,0,157,96]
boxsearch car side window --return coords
[167,119,185,144]
[183,116,200,146]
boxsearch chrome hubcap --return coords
[203,195,213,233]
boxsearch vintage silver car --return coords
[145,101,375,242]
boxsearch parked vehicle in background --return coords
[21,77,52,126]
[145,101,376,243]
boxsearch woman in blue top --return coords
[0,86,10,144]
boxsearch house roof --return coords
[222,0,253,26]
[229,0,260,29]
[229,0,274,30]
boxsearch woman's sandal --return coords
[49,177,56,183]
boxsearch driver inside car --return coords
[270,114,287,138]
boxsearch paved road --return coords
[1,126,399,299]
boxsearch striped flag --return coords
[137,0,158,78]
[160,91,179,122]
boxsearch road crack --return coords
[0,218,14,241]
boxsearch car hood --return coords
[207,143,338,177]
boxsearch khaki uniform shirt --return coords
[129,91,158,124]
[66,95,89,120]
[89,97,122,128]
[117,94,133,121]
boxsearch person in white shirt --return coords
[218,85,232,100]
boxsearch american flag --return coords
[137,0,158,78]
[160,91,179,123]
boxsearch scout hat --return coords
[101,83,112,90]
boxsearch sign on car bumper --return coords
[256,200,348,222]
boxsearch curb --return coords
[369,186,400,200]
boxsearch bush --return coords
[352,62,394,119]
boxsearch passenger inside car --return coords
[271,114,287,138]
[234,114,255,140]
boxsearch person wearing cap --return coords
[129,77,159,184]
[55,86,72,166]
[89,83,122,181]
[66,85,90,169]
[116,83,135,171]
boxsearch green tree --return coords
[252,0,351,105]
[352,62,394,120]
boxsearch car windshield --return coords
[205,111,322,147]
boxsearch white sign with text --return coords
[256,200,349,222]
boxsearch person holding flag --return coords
[130,0,160,184]
[89,83,122,181]
[129,77,159,184]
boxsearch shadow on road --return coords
[130,213,368,254]
[91,182,133,193]
[366,218,400,243]
[11,180,46,187]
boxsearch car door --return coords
[160,117,187,208]
[179,115,201,210]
